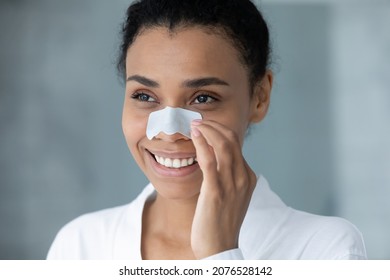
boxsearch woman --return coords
[47,0,366,259]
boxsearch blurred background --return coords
[0,0,389,259]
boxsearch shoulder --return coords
[47,204,130,259]
[287,209,367,259]
[241,175,367,259]
[59,204,129,239]
[47,183,155,259]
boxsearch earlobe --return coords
[249,70,273,123]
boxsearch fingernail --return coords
[191,119,202,126]
[191,127,200,137]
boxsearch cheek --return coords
[230,98,253,142]
[226,116,248,145]
[122,105,149,149]
[204,104,250,144]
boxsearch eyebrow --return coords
[126,75,230,88]
[126,75,159,87]
[182,77,230,88]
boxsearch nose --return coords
[154,132,190,142]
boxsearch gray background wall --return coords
[0,0,389,259]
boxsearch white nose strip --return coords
[146,106,202,140]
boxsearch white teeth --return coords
[165,158,172,168]
[172,159,181,168]
[180,158,188,167]
[154,155,196,169]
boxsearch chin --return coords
[148,176,202,201]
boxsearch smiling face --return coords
[122,26,269,200]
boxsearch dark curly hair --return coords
[117,0,271,88]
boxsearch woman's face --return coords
[122,26,269,199]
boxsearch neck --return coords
[144,193,198,242]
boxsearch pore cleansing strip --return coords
[146,106,202,140]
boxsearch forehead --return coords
[125,26,247,80]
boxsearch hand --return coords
[190,120,257,259]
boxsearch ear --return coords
[249,70,273,123]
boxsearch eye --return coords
[131,92,157,102]
[193,94,216,104]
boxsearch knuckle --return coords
[236,176,249,189]
[217,139,230,151]
[226,130,239,142]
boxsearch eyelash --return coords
[192,94,217,104]
[131,92,157,103]
[131,92,218,104]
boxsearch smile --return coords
[154,154,197,169]
[146,149,200,177]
